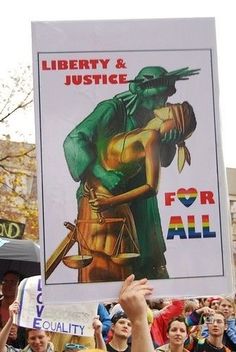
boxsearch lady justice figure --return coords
[73,101,196,282]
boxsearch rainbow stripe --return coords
[167,216,187,239]
[188,215,201,238]
[202,215,216,237]
[177,187,198,207]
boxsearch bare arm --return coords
[0,301,19,352]
[93,317,107,351]
[119,275,154,352]
[89,130,161,212]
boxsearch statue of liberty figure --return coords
[62,66,199,282]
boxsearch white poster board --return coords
[32,18,233,303]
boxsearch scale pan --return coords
[62,255,93,269]
[111,253,140,265]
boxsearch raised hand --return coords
[119,274,153,324]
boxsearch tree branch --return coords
[0,181,27,202]
[0,146,35,163]
[0,163,33,177]
[0,89,33,123]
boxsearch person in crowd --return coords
[184,304,214,342]
[191,311,230,352]
[109,304,123,321]
[201,297,236,351]
[218,298,235,320]
[0,301,54,352]
[93,274,154,352]
[104,303,118,317]
[0,272,21,327]
[94,311,132,352]
[108,300,157,348]
[150,298,184,346]
[156,316,189,352]
[183,300,201,338]
[98,304,112,341]
[146,299,162,318]
[197,298,210,309]
[208,297,222,311]
[147,298,173,318]
[0,271,25,349]
[151,299,171,312]
[184,300,200,318]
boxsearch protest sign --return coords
[16,276,97,336]
[32,18,233,303]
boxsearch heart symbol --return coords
[177,187,197,207]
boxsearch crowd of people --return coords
[0,270,236,352]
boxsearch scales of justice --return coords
[45,188,140,281]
